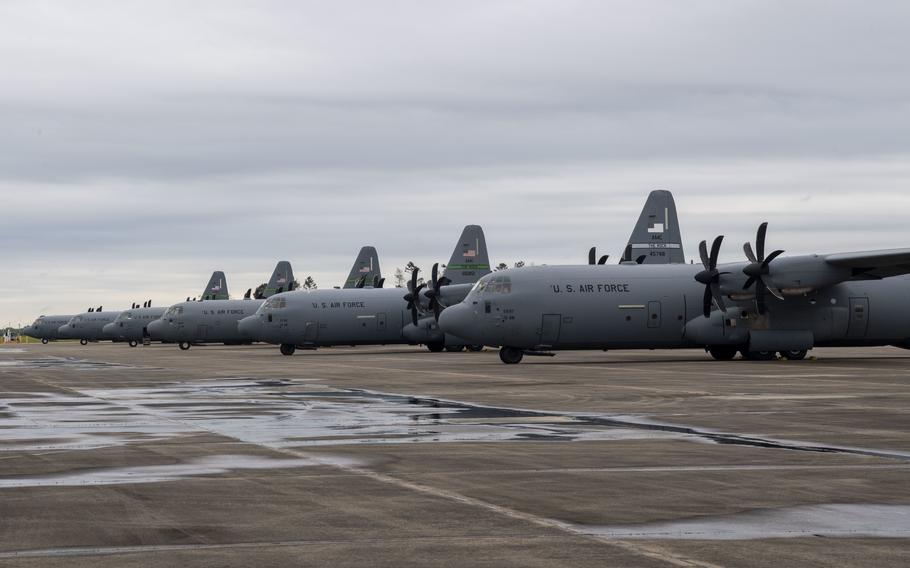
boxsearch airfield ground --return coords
[1,343,909,567]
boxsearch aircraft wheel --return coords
[280,343,296,356]
[178,342,191,351]
[740,349,776,361]
[41,338,49,345]
[708,346,738,361]
[427,342,445,353]
[445,345,465,352]
[499,347,523,364]
[128,340,138,348]
[79,339,88,346]
[468,345,484,352]
[780,349,808,360]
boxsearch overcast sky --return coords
[2,0,909,324]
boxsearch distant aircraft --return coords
[238,225,491,355]
[441,219,910,363]
[102,271,228,346]
[24,314,76,344]
[343,246,382,288]
[148,261,294,350]
[58,306,121,345]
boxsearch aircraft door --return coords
[539,314,562,346]
[376,313,387,332]
[304,321,319,343]
[647,301,661,329]
[846,297,869,339]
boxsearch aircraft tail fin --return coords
[343,246,381,288]
[201,271,230,300]
[622,190,685,264]
[442,225,491,285]
[261,261,295,298]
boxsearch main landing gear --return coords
[780,349,808,360]
[280,343,296,356]
[79,339,88,346]
[178,342,191,351]
[41,338,49,344]
[499,347,523,364]
[707,346,738,361]
[707,346,810,361]
[426,342,445,353]
[128,340,138,348]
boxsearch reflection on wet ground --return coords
[576,503,910,539]
[0,454,361,488]
[0,356,150,370]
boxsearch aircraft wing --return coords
[826,248,910,280]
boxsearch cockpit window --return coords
[264,297,287,309]
[475,275,511,294]
[165,306,184,316]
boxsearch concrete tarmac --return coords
[2,343,910,567]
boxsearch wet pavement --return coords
[1,343,910,567]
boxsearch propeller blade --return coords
[698,240,710,267]
[635,255,646,264]
[244,288,251,299]
[755,281,767,314]
[743,276,757,290]
[378,278,385,288]
[431,263,439,287]
[597,255,609,265]
[702,286,713,318]
[743,242,757,263]
[763,249,784,267]
[410,306,418,326]
[623,244,632,263]
[766,282,785,301]
[709,235,723,267]
[588,247,596,265]
[756,222,768,261]
[710,282,727,312]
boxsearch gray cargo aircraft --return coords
[148,261,294,350]
[343,246,382,288]
[104,271,230,346]
[238,225,492,354]
[24,314,76,343]
[58,306,121,345]
[441,220,910,363]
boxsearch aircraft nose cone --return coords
[439,303,478,342]
[146,319,165,340]
[238,315,259,340]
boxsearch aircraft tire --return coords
[427,342,445,353]
[708,346,738,361]
[780,349,808,360]
[128,340,138,348]
[79,339,88,346]
[280,343,296,356]
[445,345,465,352]
[499,347,523,364]
[740,349,776,361]
[468,345,484,352]
[178,342,191,351]
[41,338,49,345]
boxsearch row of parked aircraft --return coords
[24,191,910,363]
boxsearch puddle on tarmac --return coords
[0,454,360,488]
[0,379,684,452]
[0,356,148,371]
[575,503,910,539]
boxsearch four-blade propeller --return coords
[695,235,728,318]
[588,247,609,265]
[742,222,784,314]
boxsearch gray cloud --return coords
[1,1,910,324]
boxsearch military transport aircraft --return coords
[440,220,910,363]
[24,314,77,344]
[58,306,121,345]
[238,225,492,354]
[148,261,295,350]
[103,270,230,346]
